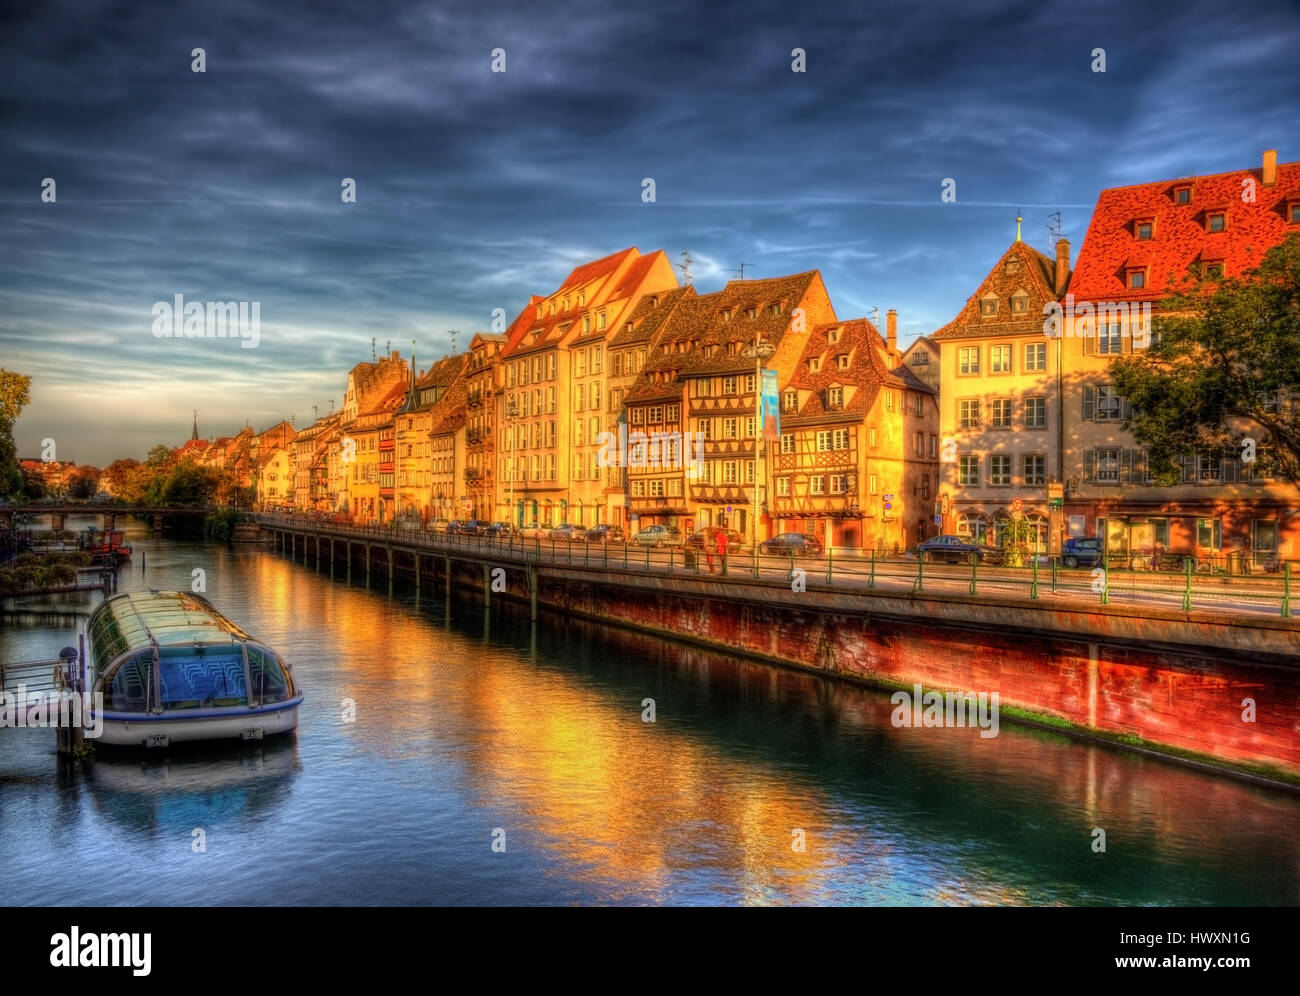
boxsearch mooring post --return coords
[529,565,538,621]
[483,562,491,607]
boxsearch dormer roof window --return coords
[1207,211,1226,233]
[1135,219,1153,240]
[980,295,999,317]
[1173,184,1193,205]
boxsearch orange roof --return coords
[1069,156,1300,302]
[932,238,1062,340]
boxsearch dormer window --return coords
[597,311,607,330]
[1202,259,1224,279]
[744,307,756,319]
[827,386,844,408]
[808,357,822,373]
[1174,185,1192,204]
[1207,212,1226,233]
[1129,270,1146,289]
[1288,201,1300,223]
[1011,291,1029,314]
[649,295,658,307]
[769,303,783,316]
[828,328,840,343]
[1005,260,1020,275]
[721,308,734,323]
[980,296,999,317]
[1135,220,1153,240]
[783,390,798,412]
[562,297,569,311]
[836,354,850,370]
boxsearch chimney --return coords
[886,309,897,360]
[1263,148,1277,187]
[1055,238,1071,296]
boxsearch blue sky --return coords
[2,0,1297,463]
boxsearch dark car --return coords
[1061,537,1104,568]
[447,519,481,535]
[547,523,584,542]
[758,532,824,558]
[482,521,515,539]
[917,534,1002,565]
[585,524,625,543]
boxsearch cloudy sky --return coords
[2,0,1297,463]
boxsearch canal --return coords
[2,518,1298,906]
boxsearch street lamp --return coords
[506,400,519,527]
[743,338,776,552]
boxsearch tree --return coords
[0,369,32,498]
[67,465,100,500]
[19,463,45,500]
[1112,233,1300,486]
[161,461,220,506]
[102,458,140,495]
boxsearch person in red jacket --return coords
[715,529,728,575]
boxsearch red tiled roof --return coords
[1069,158,1300,302]
[932,239,1062,340]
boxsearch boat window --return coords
[247,646,291,703]
[157,649,248,710]
[104,651,152,712]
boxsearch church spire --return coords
[191,409,199,440]
[1015,211,1023,243]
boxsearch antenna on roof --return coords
[371,337,376,361]
[1047,211,1063,252]
[731,262,753,280]
[329,400,334,414]
[385,340,391,356]
[871,306,880,328]
[313,405,318,421]
[448,329,459,355]
[676,250,693,286]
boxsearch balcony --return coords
[464,468,481,480]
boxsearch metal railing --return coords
[255,517,1299,619]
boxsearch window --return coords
[775,477,791,497]
[827,327,839,343]
[780,433,795,455]
[1197,517,1221,550]
[1205,262,1224,279]
[631,480,644,497]
[911,351,929,366]
[991,398,1012,428]
[1289,203,1300,223]
[583,316,591,334]
[647,405,663,424]
[1207,213,1225,233]
[1011,293,1029,314]
[816,430,832,452]
[833,428,849,450]
[723,418,738,439]
[1197,450,1222,481]
[1096,385,1123,421]
[990,455,1011,485]
[598,311,607,329]
[722,461,738,484]
[746,417,757,438]
[869,427,877,448]
[913,393,924,416]
[958,456,979,486]
[1098,323,1122,354]
[1136,221,1152,240]
[744,374,756,394]
[1024,396,1047,429]
[828,386,844,408]
[991,344,1013,373]
[810,476,825,496]
[830,475,848,495]
[1129,271,1146,289]
[959,346,980,375]
[980,297,998,316]
[808,357,822,373]
[885,389,896,412]
[783,390,797,412]
[667,479,682,497]
[836,354,850,370]
[1095,448,1121,482]
[1023,454,1045,485]
[958,399,980,430]
[723,376,737,395]
[631,408,644,425]
[929,434,937,458]
[1174,186,1191,204]
[1024,342,1046,372]
[666,403,679,422]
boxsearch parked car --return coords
[445,519,469,534]
[917,534,1002,565]
[686,527,750,554]
[632,524,685,547]
[428,518,451,533]
[758,532,824,558]
[547,523,584,542]
[585,524,625,544]
[395,516,423,532]
[519,522,546,540]
[1061,537,1104,568]
[482,521,515,539]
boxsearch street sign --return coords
[1011,497,1023,513]
[934,515,942,525]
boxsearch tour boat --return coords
[80,528,133,563]
[83,590,303,747]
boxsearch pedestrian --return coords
[706,533,716,573]
[716,529,728,575]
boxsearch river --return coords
[1,517,1297,905]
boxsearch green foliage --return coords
[1111,233,1300,485]
[162,460,220,506]
[66,466,100,500]
[204,507,247,542]
[0,369,31,498]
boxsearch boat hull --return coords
[94,697,302,747]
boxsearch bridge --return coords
[1,504,217,533]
